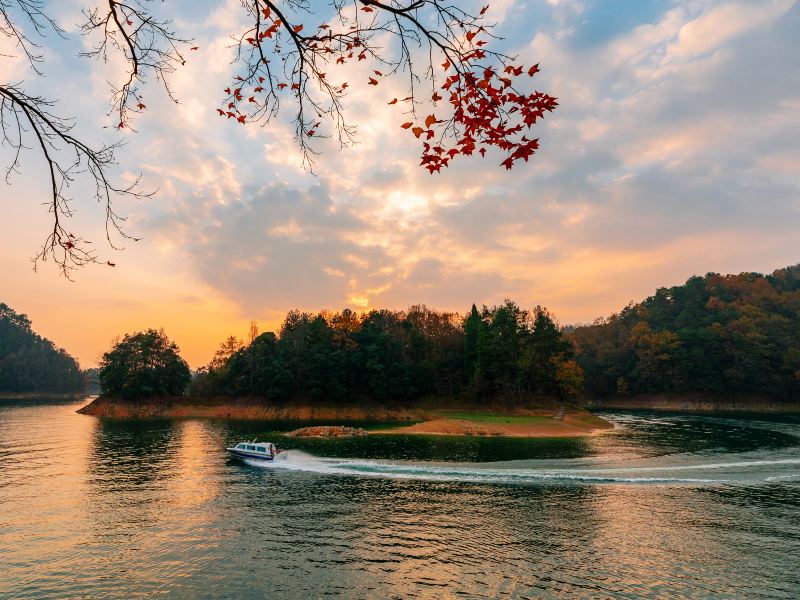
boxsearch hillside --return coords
[0,303,84,394]
[570,265,800,402]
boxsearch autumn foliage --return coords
[220,1,557,172]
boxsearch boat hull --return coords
[227,448,275,461]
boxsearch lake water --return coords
[1,398,798,598]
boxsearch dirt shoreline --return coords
[77,396,427,421]
[1,392,88,401]
[372,413,613,438]
[76,396,612,438]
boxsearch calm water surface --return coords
[1,398,799,598]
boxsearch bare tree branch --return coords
[0,84,148,278]
[80,0,192,129]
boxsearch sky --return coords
[1,0,799,368]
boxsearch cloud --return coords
[5,0,799,356]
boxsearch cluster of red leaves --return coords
[399,61,557,173]
[218,3,557,174]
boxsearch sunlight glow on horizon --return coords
[1,0,798,368]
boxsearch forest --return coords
[5,264,800,402]
[192,264,800,404]
[570,264,800,401]
[0,303,84,393]
[191,303,582,403]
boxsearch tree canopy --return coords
[0,302,84,393]
[569,264,800,401]
[1,1,556,275]
[191,302,578,403]
[193,265,800,405]
[99,329,191,398]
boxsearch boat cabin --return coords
[227,441,278,460]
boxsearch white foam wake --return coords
[243,451,770,485]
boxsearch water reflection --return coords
[1,399,799,599]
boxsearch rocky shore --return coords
[286,426,369,437]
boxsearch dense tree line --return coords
[191,303,581,403]
[86,264,800,403]
[0,303,84,393]
[569,265,800,401]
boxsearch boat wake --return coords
[244,451,800,486]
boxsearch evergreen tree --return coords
[0,303,84,393]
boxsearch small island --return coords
[71,266,800,433]
[77,304,614,437]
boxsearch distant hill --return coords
[570,265,800,401]
[0,303,84,393]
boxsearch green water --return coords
[1,399,798,598]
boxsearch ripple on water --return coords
[0,399,799,598]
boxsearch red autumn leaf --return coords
[293,24,304,33]
[368,77,378,85]
[411,126,424,138]
[424,114,437,128]
[107,261,116,267]
[388,98,398,105]
[191,46,199,51]
[401,122,413,129]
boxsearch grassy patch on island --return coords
[431,411,552,425]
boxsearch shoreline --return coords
[590,394,800,413]
[75,393,800,437]
[1,392,88,401]
[76,396,612,438]
[371,412,613,438]
[77,396,427,421]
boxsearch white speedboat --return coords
[227,440,280,461]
